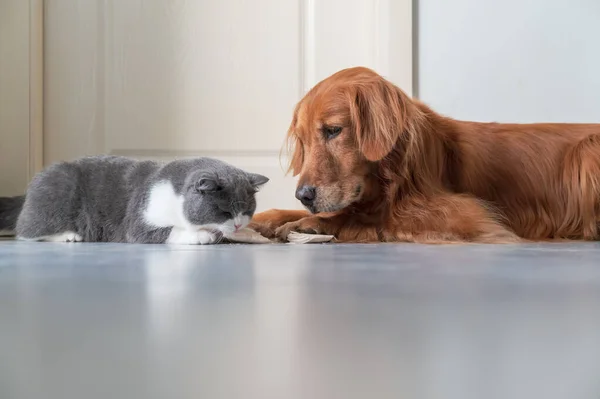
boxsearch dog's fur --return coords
[250,67,600,243]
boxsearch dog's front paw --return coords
[274,217,323,241]
[249,209,310,239]
[247,220,277,239]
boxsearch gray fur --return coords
[0,156,268,243]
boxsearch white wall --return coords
[418,0,600,123]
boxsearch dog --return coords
[249,67,600,243]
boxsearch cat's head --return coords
[182,167,269,234]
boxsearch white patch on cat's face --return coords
[216,213,251,235]
[144,181,250,236]
[144,181,192,229]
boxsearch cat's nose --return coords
[234,223,241,231]
[295,185,316,207]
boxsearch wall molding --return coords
[411,0,419,97]
[110,149,283,159]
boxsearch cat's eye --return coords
[222,211,233,219]
[322,125,343,140]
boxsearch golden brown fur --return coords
[250,67,600,243]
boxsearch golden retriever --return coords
[250,67,600,243]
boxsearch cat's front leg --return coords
[166,228,221,245]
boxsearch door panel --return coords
[44,0,412,211]
[0,0,32,195]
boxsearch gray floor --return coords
[1,241,600,399]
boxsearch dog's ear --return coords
[350,77,410,161]
[284,104,304,176]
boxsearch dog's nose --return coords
[296,185,316,207]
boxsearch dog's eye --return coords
[322,126,343,140]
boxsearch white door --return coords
[0,0,42,196]
[44,0,412,211]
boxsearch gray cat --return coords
[0,156,269,244]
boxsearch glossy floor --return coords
[1,241,600,399]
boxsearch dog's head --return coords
[286,67,416,213]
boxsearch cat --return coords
[0,156,269,244]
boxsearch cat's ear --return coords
[248,173,269,188]
[195,178,220,193]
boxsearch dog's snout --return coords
[296,185,316,207]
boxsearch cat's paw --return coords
[166,228,221,245]
[44,231,83,242]
[196,230,221,245]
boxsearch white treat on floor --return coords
[224,228,334,244]
[287,231,334,244]
[224,228,273,244]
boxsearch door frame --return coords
[29,0,44,178]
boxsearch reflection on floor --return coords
[1,241,600,399]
